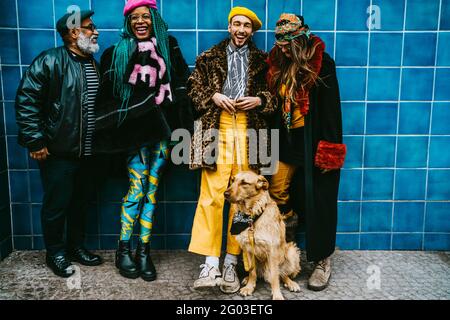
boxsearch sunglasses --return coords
[129,13,151,23]
[80,24,97,32]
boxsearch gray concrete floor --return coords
[0,250,449,300]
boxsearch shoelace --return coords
[315,260,327,272]
[199,264,213,278]
[54,256,71,269]
[223,264,236,281]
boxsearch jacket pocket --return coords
[45,102,62,140]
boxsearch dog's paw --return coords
[239,285,254,297]
[284,281,301,292]
[241,277,248,286]
[272,292,285,300]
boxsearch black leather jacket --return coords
[15,46,99,156]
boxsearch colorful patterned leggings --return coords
[120,141,169,243]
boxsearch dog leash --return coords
[232,111,243,172]
[247,219,257,273]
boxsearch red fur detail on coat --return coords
[315,140,347,170]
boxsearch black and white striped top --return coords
[82,61,99,156]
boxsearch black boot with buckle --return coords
[115,240,139,279]
[135,239,157,281]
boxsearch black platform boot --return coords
[115,240,139,279]
[135,240,157,281]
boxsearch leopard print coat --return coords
[187,39,276,171]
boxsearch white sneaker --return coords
[219,263,240,294]
[193,263,222,289]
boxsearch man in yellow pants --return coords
[187,7,275,293]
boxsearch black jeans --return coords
[39,155,104,256]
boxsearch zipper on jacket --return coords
[79,63,84,157]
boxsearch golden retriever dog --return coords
[224,171,301,300]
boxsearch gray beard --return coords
[77,32,99,55]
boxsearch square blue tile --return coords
[336,68,366,101]
[431,102,450,134]
[394,169,427,200]
[302,0,335,31]
[367,68,400,101]
[365,103,398,134]
[337,202,361,232]
[392,234,423,250]
[338,169,362,201]
[152,204,165,235]
[429,136,450,168]
[336,233,360,250]
[424,233,450,250]
[85,204,99,235]
[233,0,266,29]
[91,0,124,29]
[361,202,392,232]
[372,0,405,31]
[0,139,6,173]
[198,0,231,29]
[0,0,17,27]
[4,102,18,136]
[437,33,450,66]
[163,0,196,29]
[29,170,43,203]
[100,235,119,250]
[341,103,365,135]
[169,31,196,66]
[434,68,450,101]
[425,202,450,232]
[337,0,370,31]
[12,204,31,235]
[20,30,55,64]
[369,33,402,66]
[401,68,434,101]
[54,0,91,24]
[13,236,32,250]
[394,202,424,232]
[32,235,45,250]
[31,204,42,235]
[364,136,395,167]
[165,203,196,234]
[441,0,450,30]
[166,234,190,250]
[360,233,391,250]
[164,164,199,201]
[252,31,266,51]
[2,66,21,101]
[7,136,28,170]
[363,169,394,200]
[427,170,450,200]
[405,0,440,30]
[198,31,229,54]
[9,170,29,203]
[0,30,19,64]
[403,33,437,66]
[342,136,363,168]
[335,33,368,66]
[17,0,54,28]
[396,136,428,168]
[99,202,121,234]
[399,103,431,134]
[267,0,301,30]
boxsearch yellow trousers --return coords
[188,111,253,257]
[269,161,298,212]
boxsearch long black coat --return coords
[276,52,345,262]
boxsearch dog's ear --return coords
[256,176,269,190]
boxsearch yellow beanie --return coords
[228,6,262,31]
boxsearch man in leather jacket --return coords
[14,10,104,278]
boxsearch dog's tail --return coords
[281,242,301,278]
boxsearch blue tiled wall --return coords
[1,58,13,260]
[1,0,449,254]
